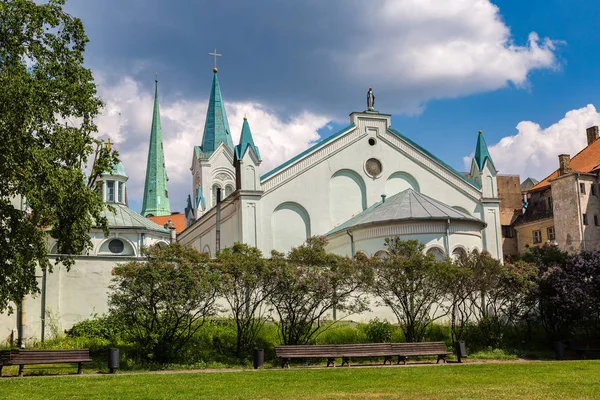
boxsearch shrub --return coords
[362,318,393,343]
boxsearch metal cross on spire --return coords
[209,48,222,70]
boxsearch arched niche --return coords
[245,166,256,190]
[329,169,367,227]
[97,237,136,256]
[385,172,420,197]
[202,244,211,258]
[272,202,311,253]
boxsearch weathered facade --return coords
[515,126,600,253]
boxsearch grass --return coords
[1,361,600,399]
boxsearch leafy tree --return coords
[0,0,118,313]
[370,238,451,343]
[268,236,371,345]
[214,243,275,358]
[109,244,220,362]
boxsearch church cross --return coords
[106,138,112,150]
[209,48,222,69]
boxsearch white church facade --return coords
[179,68,503,263]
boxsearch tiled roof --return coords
[326,188,485,236]
[531,139,600,191]
[99,204,170,234]
[147,213,186,233]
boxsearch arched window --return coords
[451,247,467,261]
[426,247,445,262]
[212,184,221,207]
[225,184,234,197]
[374,250,388,260]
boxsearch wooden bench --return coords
[275,342,452,368]
[275,344,395,368]
[567,340,600,359]
[0,349,92,377]
[391,342,452,364]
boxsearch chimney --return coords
[558,154,572,176]
[587,126,599,146]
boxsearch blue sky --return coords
[65,0,600,213]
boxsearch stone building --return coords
[496,175,522,259]
[514,126,600,253]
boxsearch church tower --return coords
[141,79,171,217]
[235,117,261,191]
[189,66,236,223]
[470,130,503,260]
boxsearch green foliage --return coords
[362,318,393,343]
[268,236,371,345]
[463,316,504,350]
[370,238,451,342]
[316,323,367,344]
[0,0,118,313]
[215,243,275,358]
[109,243,220,362]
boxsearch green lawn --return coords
[1,361,599,399]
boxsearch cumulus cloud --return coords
[69,0,559,115]
[463,105,600,180]
[335,0,558,112]
[93,75,330,212]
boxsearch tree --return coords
[0,0,117,313]
[109,244,220,362]
[215,243,275,358]
[268,236,371,345]
[371,238,451,343]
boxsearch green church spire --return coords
[200,69,234,154]
[141,79,171,217]
[235,117,261,160]
[474,130,495,171]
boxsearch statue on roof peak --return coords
[367,87,375,111]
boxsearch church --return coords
[177,66,503,261]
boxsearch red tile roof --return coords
[147,213,186,233]
[531,139,600,192]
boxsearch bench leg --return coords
[282,358,291,369]
[384,356,392,365]
[397,356,406,365]
[77,362,83,374]
[342,357,350,367]
[18,365,24,377]
[0,365,3,377]
[327,358,335,367]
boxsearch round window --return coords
[365,158,383,178]
[108,239,125,254]
[368,137,376,146]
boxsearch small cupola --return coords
[96,147,129,205]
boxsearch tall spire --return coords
[474,130,495,171]
[200,69,234,154]
[141,79,171,217]
[235,117,261,161]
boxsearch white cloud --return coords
[336,0,558,112]
[93,76,330,212]
[463,105,600,180]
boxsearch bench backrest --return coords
[3,349,91,365]
[391,342,449,355]
[275,343,394,358]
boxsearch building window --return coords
[592,184,598,196]
[118,182,124,203]
[106,181,115,202]
[108,239,124,254]
[532,230,542,244]
[547,227,555,241]
[583,213,589,225]
[580,183,586,194]
[212,184,221,206]
[502,225,515,238]
[595,215,599,226]
[225,185,234,197]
